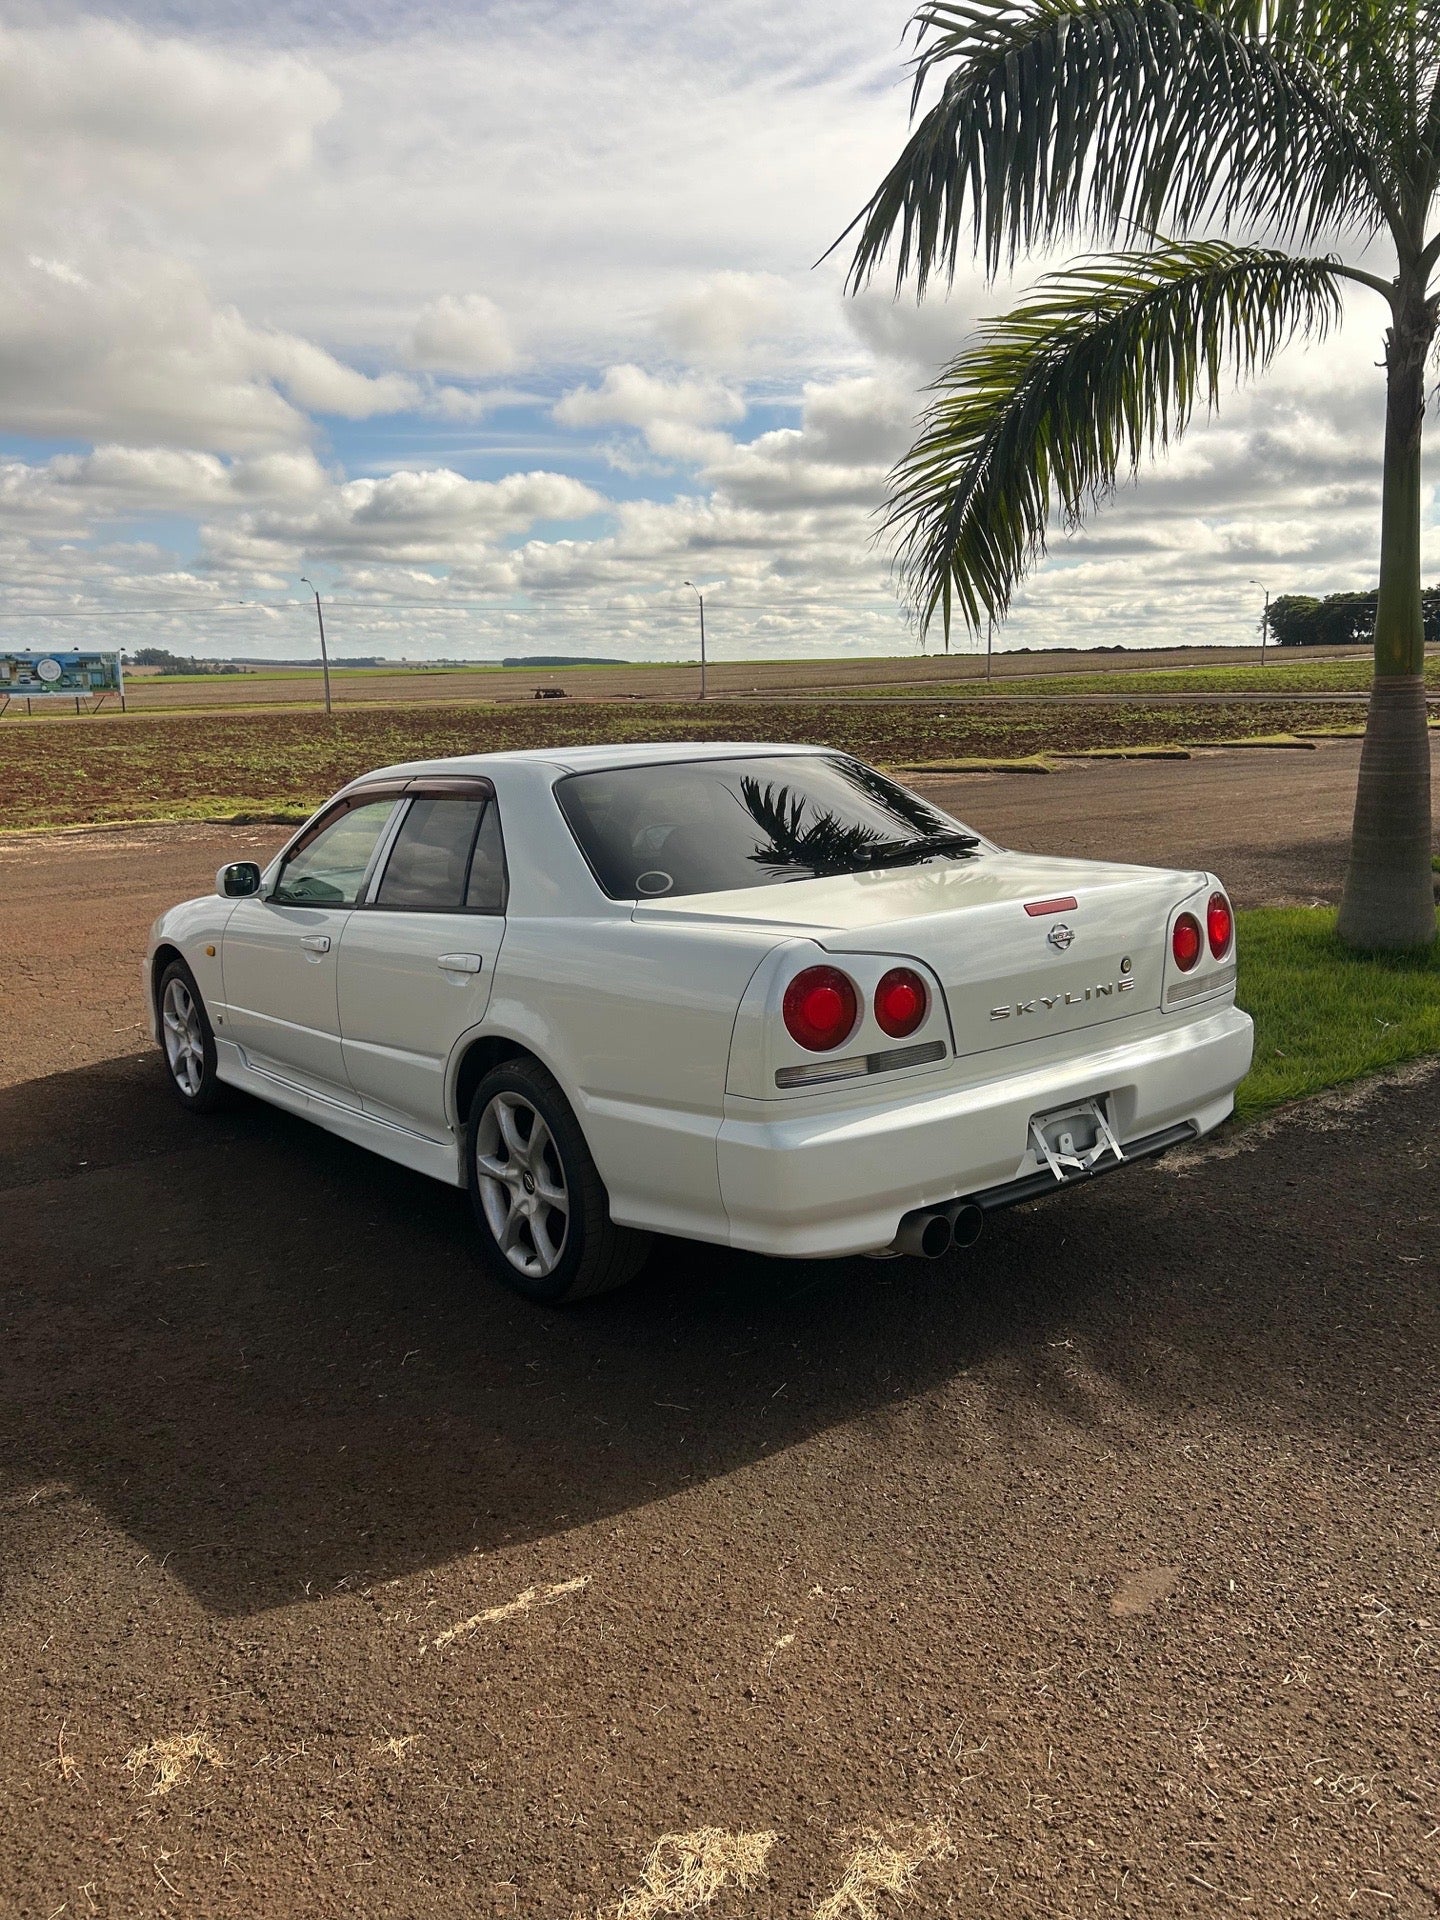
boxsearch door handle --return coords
[299,934,331,953]
[437,952,483,974]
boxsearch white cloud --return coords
[205,466,606,570]
[554,364,747,466]
[245,1,906,362]
[703,372,916,509]
[0,253,417,451]
[0,21,409,454]
[845,290,978,374]
[250,330,417,421]
[0,18,336,208]
[44,445,333,508]
[555,364,746,433]
[408,294,518,376]
[656,270,791,362]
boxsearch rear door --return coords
[220,794,401,1096]
[337,783,507,1137]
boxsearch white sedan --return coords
[147,742,1254,1303]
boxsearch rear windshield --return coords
[554,755,980,900]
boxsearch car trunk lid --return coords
[633,849,1206,1056]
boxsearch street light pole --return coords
[1248,579,1271,664]
[683,580,707,700]
[300,575,333,715]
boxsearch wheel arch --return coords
[452,1034,550,1153]
[150,942,187,1015]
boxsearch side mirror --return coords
[218,861,263,898]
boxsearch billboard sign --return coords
[0,651,123,699]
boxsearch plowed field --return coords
[0,699,1368,830]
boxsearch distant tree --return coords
[129,646,249,675]
[1268,592,1376,647]
[1268,596,1326,647]
[845,0,1440,948]
[1271,586,1440,647]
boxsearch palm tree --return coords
[843,0,1438,949]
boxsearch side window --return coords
[372,797,485,910]
[272,799,397,907]
[465,801,507,913]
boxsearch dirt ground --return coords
[914,738,1390,913]
[2,744,1438,1918]
[0,740,1392,1093]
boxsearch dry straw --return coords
[813,1820,955,1920]
[123,1728,223,1797]
[613,1828,777,1919]
[430,1574,590,1653]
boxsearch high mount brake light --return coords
[783,966,859,1052]
[1207,891,1234,959]
[874,967,928,1039]
[1172,912,1203,972]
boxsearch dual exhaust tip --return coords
[890,1199,985,1261]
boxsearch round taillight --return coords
[783,966,859,1052]
[1206,891,1233,958]
[1172,912,1202,972]
[874,966,928,1038]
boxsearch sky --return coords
[0,1,1431,665]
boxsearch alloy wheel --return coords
[474,1091,570,1279]
[161,976,206,1098]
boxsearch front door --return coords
[220,796,400,1096]
[338,792,507,1136]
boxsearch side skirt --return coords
[215,1040,465,1188]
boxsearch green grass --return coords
[839,653,1440,699]
[133,658,706,686]
[1236,908,1440,1122]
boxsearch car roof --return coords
[353,740,837,782]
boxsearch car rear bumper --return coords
[715,1002,1254,1257]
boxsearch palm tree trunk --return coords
[1336,279,1436,950]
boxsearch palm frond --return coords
[1268,0,1432,156]
[889,241,1344,637]
[841,0,1389,291]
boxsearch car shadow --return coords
[2,1051,1436,1616]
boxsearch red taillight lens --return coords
[874,967,928,1038]
[783,966,859,1052]
[1206,891,1233,958]
[1172,912,1203,972]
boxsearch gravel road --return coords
[2,742,1437,1918]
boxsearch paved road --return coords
[2,743,1438,1917]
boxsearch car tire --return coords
[466,1058,650,1305]
[157,958,227,1113]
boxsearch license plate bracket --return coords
[1028,1098,1125,1183]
